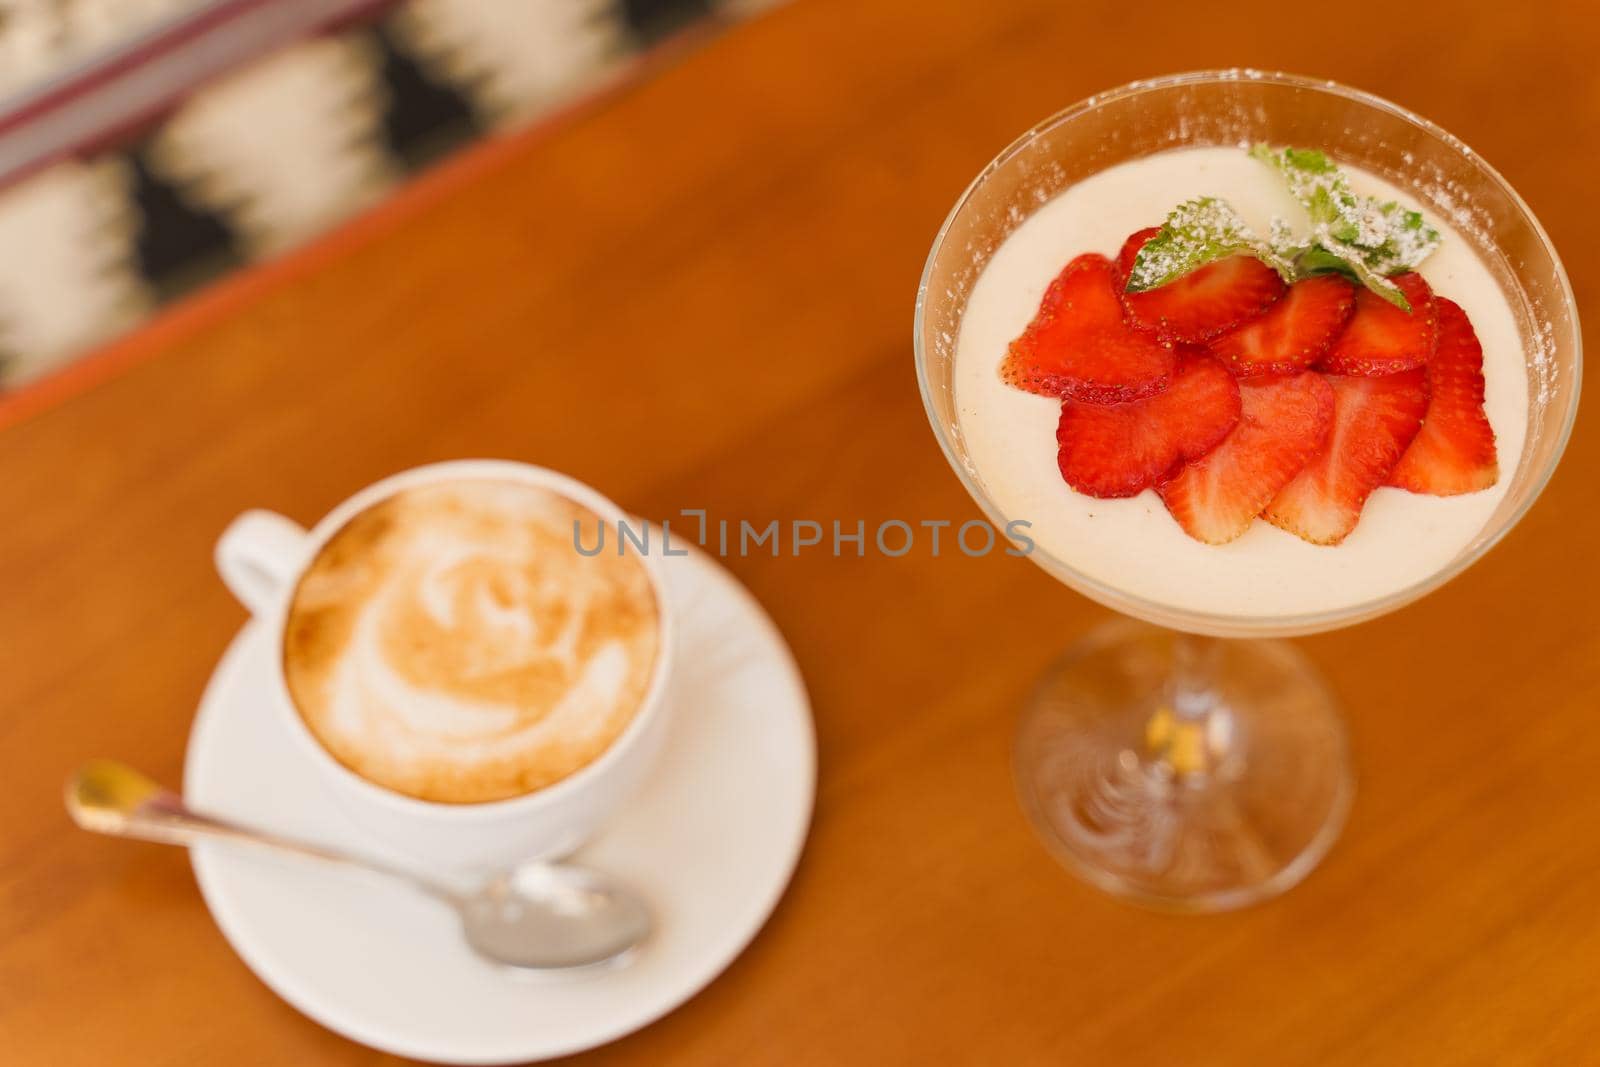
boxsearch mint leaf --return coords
[1313,236,1412,311]
[1124,147,1439,313]
[1279,239,1412,312]
[1250,144,1360,238]
[1125,197,1293,292]
[1362,200,1440,275]
[1250,143,1440,294]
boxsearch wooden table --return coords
[3,1,1596,1062]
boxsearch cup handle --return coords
[216,510,309,615]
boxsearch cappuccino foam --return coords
[283,480,661,804]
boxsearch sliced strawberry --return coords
[1001,253,1176,403]
[1116,228,1286,344]
[1113,226,1164,283]
[1318,271,1437,375]
[1207,275,1356,377]
[1387,298,1499,494]
[1263,370,1430,545]
[1055,352,1241,498]
[1157,373,1334,544]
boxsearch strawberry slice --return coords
[1387,298,1499,494]
[1318,272,1437,375]
[1055,352,1241,498]
[1116,227,1286,344]
[1001,253,1175,403]
[1157,373,1334,544]
[1113,226,1164,282]
[1207,274,1356,377]
[1263,370,1430,544]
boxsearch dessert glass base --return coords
[1015,621,1351,910]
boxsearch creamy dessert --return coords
[955,146,1526,618]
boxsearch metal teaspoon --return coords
[65,759,651,972]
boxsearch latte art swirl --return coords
[284,481,661,803]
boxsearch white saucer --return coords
[184,545,815,1064]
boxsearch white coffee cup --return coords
[214,459,673,870]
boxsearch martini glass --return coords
[914,71,1581,911]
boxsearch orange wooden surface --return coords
[2,1,1597,1063]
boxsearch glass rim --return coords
[913,69,1583,637]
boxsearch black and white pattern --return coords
[0,0,777,390]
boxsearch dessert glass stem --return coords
[1155,633,1226,777]
[1171,632,1219,718]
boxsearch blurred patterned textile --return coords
[0,0,777,390]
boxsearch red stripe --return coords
[0,0,278,138]
[0,0,397,190]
